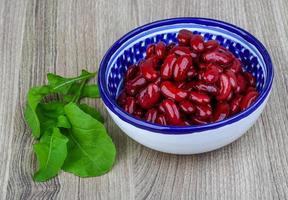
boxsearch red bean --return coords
[235,74,247,94]
[173,55,193,81]
[166,42,176,51]
[160,54,177,80]
[140,58,159,81]
[155,41,166,60]
[146,44,155,58]
[137,83,161,109]
[189,91,211,105]
[190,35,205,53]
[170,46,191,56]
[203,65,220,83]
[240,91,258,111]
[158,103,165,113]
[203,48,234,65]
[204,40,219,51]
[160,81,188,102]
[119,29,258,126]
[225,70,238,89]
[125,64,139,82]
[230,95,243,115]
[177,29,193,46]
[243,71,256,87]
[187,67,197,79]
[191,116,209,125]
[124,97,136,114]
[193,81,218,95]
[134,108,144,118]
[154,76,162,85]
[161,99,182,125]
[195,104,212,120]
[145,108,158,123]
[217,74,232,101]
[230,59,242,73]
[125,74,147,96]
[117,91,127,106]
[155,114,167,125]
[212,102,230,122]
[179,100,196,114]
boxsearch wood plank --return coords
[1,0,288,199]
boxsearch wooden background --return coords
[0,0,288,199]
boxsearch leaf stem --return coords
[71,80,86,103]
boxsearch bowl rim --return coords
[98,17,273,135]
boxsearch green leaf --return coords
[63,84,100,102]
[47,70,96,94]
[24,86,51,138]
[33,128,68,182]
[57,115,71,128]
[62,103,116,177]
[36,102,66,135]
[78,103,104,123]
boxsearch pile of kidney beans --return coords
[117,29,259,126]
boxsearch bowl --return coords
[98,17,273,154]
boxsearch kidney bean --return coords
[161,99,182,125]
[230,59,242,73]
[145,108,158,123]
[117,90,127,106]
[155,114,167,125]
[155,41,166,60]
[119,29,258,126]
[146,44,155,58]
[154,76,162,85]
[125,64,139,82]
[203,48,234,65]
[217,73,232,101]
[177,29,193,46]
[134,108,144,118]
[230,95,243,115]
[240,91,258,111]
[212,102,230,122]
[247,86,257,92]
[195,104,212,120]
[190,35,205,53]
[235,74,247,94]
[187,67,197,79]
[173,55,193,81]
[243,71,256,87]
[160,81,188,102]
[179,100,196,114]
[158,102,165,113]
[124,97,136,114]
[189,91,211,105]
[203,65,220,83]
[140,58,159,81]
[125,74,147,96]
[137,83,161,109]
[161,54,177,80]
[170,46,191,56]
[193,81,218,95]
[198,63,207,70]
[175,81,185,89]
[166,42,176,51]
[191,116,209,125]
[225,70,238,89]
[204,40,219,51]
[183,120,191,126]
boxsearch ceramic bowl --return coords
[98,18,273,154]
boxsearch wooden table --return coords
[1,0,288,199]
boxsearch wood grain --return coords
[0,0,288,199]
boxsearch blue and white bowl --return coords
[98,18,273,154]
